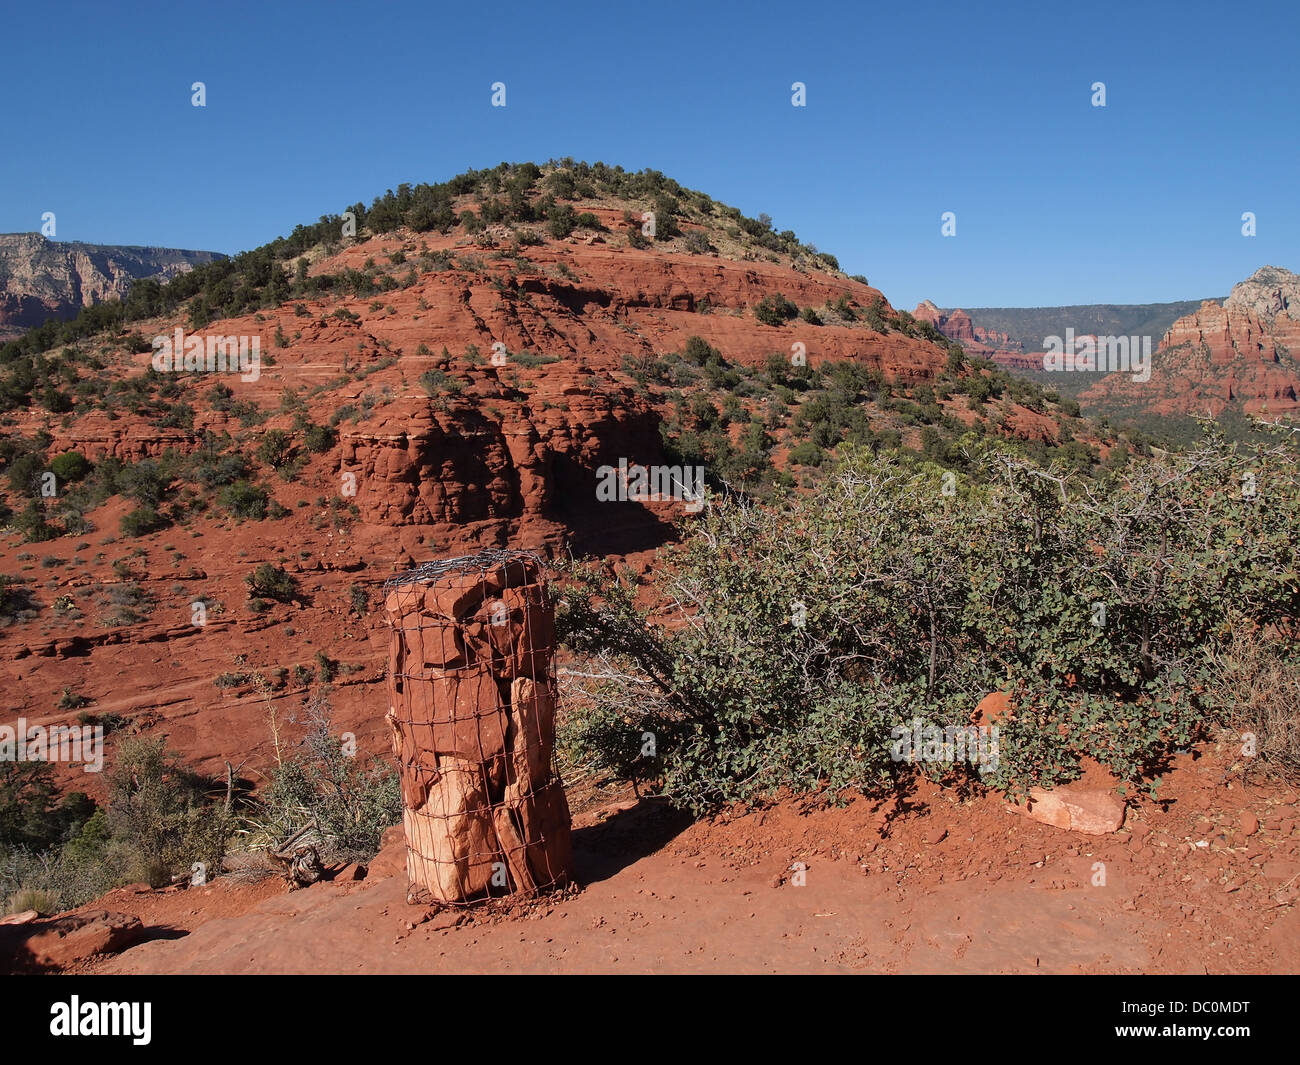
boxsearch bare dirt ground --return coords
[76,738,1299,975]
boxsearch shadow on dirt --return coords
[572,797,693,886]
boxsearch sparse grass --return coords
[1209,626,1300,783]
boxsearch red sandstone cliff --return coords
[914,299,1021,364]
[1080,266,1300,416]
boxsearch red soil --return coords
[77,740,1298,975]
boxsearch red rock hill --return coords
[1081,266,1300,416]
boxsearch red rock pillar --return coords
[383,550,572,904]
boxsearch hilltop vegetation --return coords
[0,160,844,381]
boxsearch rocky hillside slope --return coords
[0,161,1095,790]
[0,234,223,341]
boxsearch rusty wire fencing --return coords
[383,549,572,905]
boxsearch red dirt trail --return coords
[87,741,1299,975]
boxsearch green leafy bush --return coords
[218,480,270,520]
[557,427,1300,812]
[257,429,295,470]
[120,506,166,537]
[302,423,337,453]
[255,694,400,862]
[50,451,90,484]
[418,369,464,396]
[246,563,297,603]
[192,449,248,488]
[786,440,825,466]
[509,351,561,369]
[754,294,799,326]
[13,501,57,543]
[106,736,231,887]
[683,336,720,366]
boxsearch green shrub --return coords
[1,762,66,851]
[509,351,561,368]
[754,294,799,326]
[683,229,712,255]
[6,451,46,493]
[0,575,39,622]
[120,506,166,537]
[13,501,57,543]
[546,204,576,239]
[787,440,825,467]
[40,387,73,413]
[120,460,169,506]
[218,480,270,520]
[254,694,401,863]
[246,562,297,603]
[302,423,337,453]
[192,450,248,488]
[106,736,231,887]
[348,583,369,615]
[257,429,295,470]
[557,427,1300,812]
[682,336,721,366]
[57,688,91,710]
[418,369,464,396]
[50,451,91,484]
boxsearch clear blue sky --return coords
[3,0,1296,309]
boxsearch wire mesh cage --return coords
[383,549,572,905]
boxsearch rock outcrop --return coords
[1081,266,1300,416]
[914,300,1021,364]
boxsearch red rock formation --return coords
[1082,266,1300,416]
[973,325,1013,347]
[1,206,962,787]
[913,300,1020,364]
[943,308,976,342]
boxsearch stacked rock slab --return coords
[383,550,572,904]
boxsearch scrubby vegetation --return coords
[249,692,401,865]
[0,160,844,420]
[1,694,401,912]
[245,563,297,603]
[1,157,1293,920]
[557,424,1300,813]
[0,737,231,911]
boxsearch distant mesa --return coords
[1080,265,1300,417]
[0,233,225,340]
[917,266,1300,418]
[912,300,1021,363]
